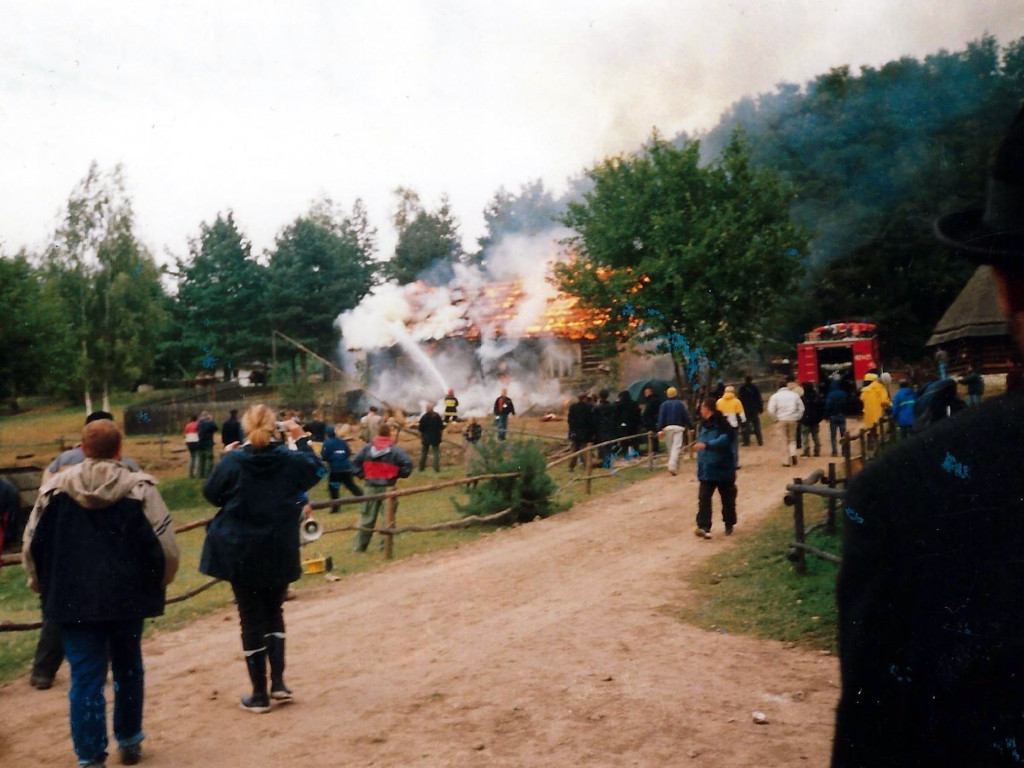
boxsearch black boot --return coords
[240,649,271,713]
[265,634,293,701]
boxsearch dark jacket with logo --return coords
[321,436,354,472]
[200,438,321,588]
[833,387,1024,766]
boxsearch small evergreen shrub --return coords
[456,434,561,524]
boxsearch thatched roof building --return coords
[927,265,1018,374]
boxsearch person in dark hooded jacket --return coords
[692,398,737,539]
[800,383,824,457]
[23,418,179,766]
[615,390,642,458]
[593,389,618,467]
[200,405,322,714]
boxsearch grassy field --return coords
[0,398,662,683]
[669,492,843,652]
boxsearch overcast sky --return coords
[2,0,1022,264]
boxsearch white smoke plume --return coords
[336,228,580,416]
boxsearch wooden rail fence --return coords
[1,429,674,632]
[783,414,898,573]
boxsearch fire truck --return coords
[796,322,881,386]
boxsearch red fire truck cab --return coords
[796,322,881,385]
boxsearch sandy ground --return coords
[0,435,841,767]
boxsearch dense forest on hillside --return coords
[1,35,1021,404]
[697,35,1024,360]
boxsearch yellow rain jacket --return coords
[860,379,891,429]
[716,391,746,429]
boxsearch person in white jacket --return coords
[767,375,805,467]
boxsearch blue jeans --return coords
[62,620,145,766]
[829,417,847,456]
[496,414,509,440]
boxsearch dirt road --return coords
[0,440,840,767]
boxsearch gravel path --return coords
[0,438,840,767]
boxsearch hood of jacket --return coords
[45,459,141,509]
[371,436,395,455]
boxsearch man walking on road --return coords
[766,376,804,467]
[656,386,693,476]
[737,376,764,447]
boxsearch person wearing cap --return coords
[443,389,459,423]
[832,106,1024,766]
[656,386,693,475]
[199,405,322,713]
[715,385,746,468]
[320,425,363,502]
[23,418,179,767]
[859,372,891,430]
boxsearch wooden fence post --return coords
[647,432,654,470]
[383,494,397,560]
[826,462,837,535]
[584,443,593,495]
[793,476,807,574]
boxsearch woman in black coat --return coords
[200,404,321,713]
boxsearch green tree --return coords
[172,212,268,380]
[556,130,808,387]
[267,197,377,371]
[42,162,167,411]
[701,35,1024,358]
[475,179,563,259]
[0,251,74,404]
[384,188,463,284]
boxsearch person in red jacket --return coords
[350,424,413,552]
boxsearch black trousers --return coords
[328,470,363,501]
[231,583,286,651]
[32,617,65,680]
[568,438,589,469]
[697,480,737,531]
